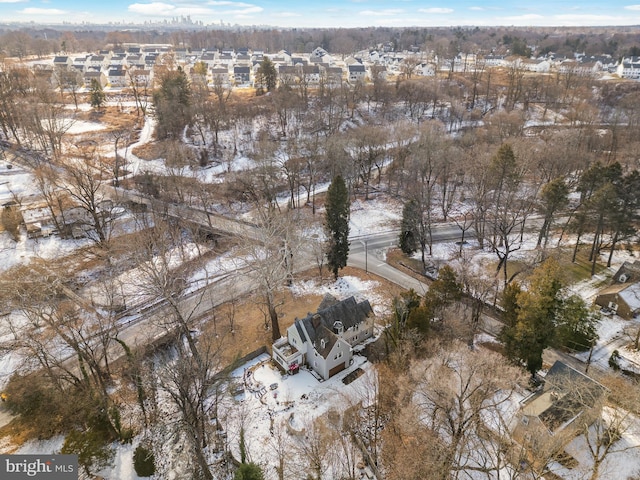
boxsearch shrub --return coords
[234,462,264,480]
[609,350,621,371]
[133,445,155,477]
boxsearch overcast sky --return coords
[2,0,640,28]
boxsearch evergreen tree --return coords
[324,175,350,280]
[511,258,564,376]
[153,67,192,139]
[399,199,420,255]
[89,79,105,109]
[234,462,264,480]
[498,281,522,360]
[407,305,432,334]
[133,445,155,477]
[422,265,463,316]
[256,57,277,94]
[556,295,600,351]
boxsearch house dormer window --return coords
[333,321,344,335]
[320,338,326,349]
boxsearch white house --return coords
[348,64,366,83]
[617,57,640,79]
[482,54,507,67]
[416,62,436,77]
[87,55,108,70]
[107,68,127,88]
[272,296,374,380]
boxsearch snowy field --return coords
[349,196,402,236]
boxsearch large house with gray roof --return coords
[272,295,374,380]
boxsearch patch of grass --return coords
[485,259,531,284]
[386,248,430,283]
[556,250,609,285]
[200,266,402,365]
[131,140,167,161]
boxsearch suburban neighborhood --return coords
[1,14,640,480]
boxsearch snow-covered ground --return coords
[349,196,402,236]
[290,275,388,316]
[222,353,376,480]
[11,433,144,480]
[65,120,107,135]
[550,408,640,480]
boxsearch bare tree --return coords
[240,208,304,342]
[152,334,223,480]
[412,342,525,480]
[292,416,336,480]
[59,149,115,246]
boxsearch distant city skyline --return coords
[1,0,640,28]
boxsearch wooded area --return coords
[1,24,640,479]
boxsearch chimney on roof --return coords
[312,314,321,329]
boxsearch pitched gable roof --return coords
[613,260,640,283]
[523,361,606,432]
[301,296,372,339]
[318,293,339,311]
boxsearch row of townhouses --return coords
[28,44,640,91]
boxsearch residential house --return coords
[107,68,127,88]
[521,59,552,73]
[278,65,299,87]
[482,54,507,67]
[126,54,145,69]
[210,67,230,86]
[272,295,374,380]
[322,66,344,86]
[277,50,292,64]
[581,55,616,72]
[612,260,640,284]
[236,53,251,64]
[53,56,72,69]
[72,57,88,72]
[218,52,235,66]
[110,54,126,67]
[144,54,158,68]
[128,69,152,88]
[200,52,217,68]
[416,62,436,77]
[370,65,388,81]
[513,361,607,460]
[301,65,321,84]
[595,282,640,319]
[270,55,289,67]
[312,46,329,59]
[174,47,190,61]
[88,55,108,70]
[617,57,640,79]
[233,65,251,85]
[348,64,366,83]
[21,206,55,238]
[83,70,107,89]
[382,42,394,53]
